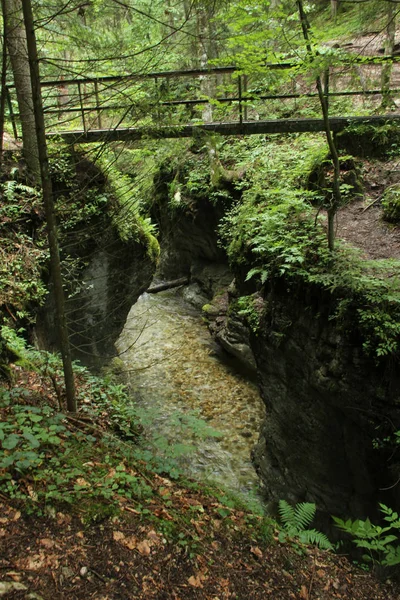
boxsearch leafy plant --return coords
[382,185,400,223]
[278,500,333,550]
[333,504,400,568]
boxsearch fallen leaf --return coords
[39,538,55,548]
[147,530,161,543]
[250,546,263,559]
[124,536,137,550]
[113,531,125,542]
[137,540,151,555]
[299,585,309,599]
[188,575,203,588]
[5,572,21,582]
[75,478,89,487]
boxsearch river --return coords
[116,288,265,498]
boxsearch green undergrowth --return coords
[0,179,48,319]
[0,330,231,510]
[0,329,276,552]
[217,133,400,360]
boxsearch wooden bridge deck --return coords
[46,115,400,143]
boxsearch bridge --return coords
[5,57,400,143]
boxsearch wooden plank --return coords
[46,115,400,144]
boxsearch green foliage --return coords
[0,180,48,314]
[0,330,226,516]
[339,123,400,159]
[382,185,400,223]
[218,133,400,361]
[278,500,333,551]
[333,504,400,568]
[0,379,151,516]
[96,152,160,261]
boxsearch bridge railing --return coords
[5,57,400,139]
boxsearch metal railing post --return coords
[94,81,102,129]
[238,75,243,124]
[77,82,86,131]
[323,68,330,112]
[243,75,248,121]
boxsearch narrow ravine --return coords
[116,288,265,496]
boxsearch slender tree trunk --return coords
[297,0,341,251]
[0,0,8,165]
[381,2,396,109]
[21,0,76,412]
[3,0,40,182]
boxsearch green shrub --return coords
[382,185,400,223]
[333,504,400,568]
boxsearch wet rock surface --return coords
[249,283,400,520]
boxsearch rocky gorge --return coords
[144,139,400,524]
[29,135,400,525]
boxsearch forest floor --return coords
[1,480,400,600]
[336,157,400,259]
[1,367,400,600]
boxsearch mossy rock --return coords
[382,185,400,223]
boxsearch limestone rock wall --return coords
[249,282,400,520]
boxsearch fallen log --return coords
[147,277,189,293]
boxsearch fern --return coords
[299,529,333,551]
[3,181,38,202]
[279,500,316,531]
[278,500,333,550]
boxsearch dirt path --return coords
[336,158,400,259]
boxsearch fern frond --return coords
[299,529,333,550]
[279,499,296,527]
[294,502,316,530]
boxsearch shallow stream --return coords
[116,288,265,496]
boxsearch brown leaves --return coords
[112,529,162,556]
[250,546,263,559]
[299,584,309,599]
[188,570,208,588]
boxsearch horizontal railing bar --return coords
[6,55,400,89]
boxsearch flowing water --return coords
[116,288,265,496]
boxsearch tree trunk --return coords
[3,0,40,182]
[21,0,76,412]
[297,0,341,252]
[0,0,8,165]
